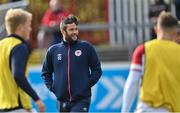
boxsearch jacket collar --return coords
[7,34,26,43]
[62,39,78,46]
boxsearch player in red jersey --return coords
[122,11,180,112]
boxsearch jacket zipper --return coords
[67,44,72,101]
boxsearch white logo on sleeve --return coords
[57,54,62,60]
[75,50,82,56]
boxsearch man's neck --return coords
[157,33,174,41]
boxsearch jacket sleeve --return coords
[121,68,142,112]
[11,44,39,101]
[41,48,54,91]
[121,44,144,112]
[88,44,102,87]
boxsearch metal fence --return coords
[0,0,173,48]
[109,0,172,47]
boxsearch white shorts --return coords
[134,100,170,113]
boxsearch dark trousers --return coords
[57,97,91,113]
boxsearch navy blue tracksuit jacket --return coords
[41,40,102,102]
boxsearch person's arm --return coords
[11,44,39,101]
[41,47,54,91]
[121,44,145,112]
[88,43,102,87]
[11,44,45,112]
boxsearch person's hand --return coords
[35,99,45,112]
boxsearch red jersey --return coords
[42,9,70,27]
[131,44,145,72]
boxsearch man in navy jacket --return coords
[41,15,102,112]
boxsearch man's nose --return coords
[73,30,78,34]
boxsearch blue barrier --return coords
[29,65,136,112]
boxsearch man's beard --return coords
[65,35,78,44]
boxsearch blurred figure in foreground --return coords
[8,0,22,2]
[122,11,180,112]
[0,8,45,112]
[149,0,170,39]
[40,0,70,47]
[173,21,180,44]
[41,15,102,112]
[173,0,180,20]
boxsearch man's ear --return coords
[15,24,23,35]
[16,24,23,31]
[61,29,65,35]
[154,26,158,35]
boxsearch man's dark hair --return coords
[60,15,78,30]
[158,11,178,29]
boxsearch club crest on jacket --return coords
[75,50,82,56]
